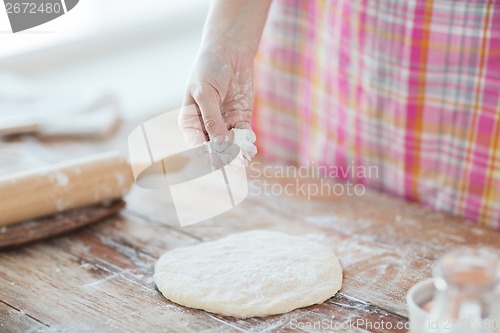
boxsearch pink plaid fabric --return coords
[254,0,500,229]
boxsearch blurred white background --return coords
[0,0,209,121]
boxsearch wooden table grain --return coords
[1,127,500,333]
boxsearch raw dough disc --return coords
[154,230,343,318]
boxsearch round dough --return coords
[153,230,343,318]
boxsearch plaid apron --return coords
[254,0,500,229]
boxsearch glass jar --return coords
[425,247,500,333]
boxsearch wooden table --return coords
[1,123,500,333]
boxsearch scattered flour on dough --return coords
[154,230,343,318]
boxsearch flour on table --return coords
[153,230,343,318]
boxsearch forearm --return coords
[201,0,272,55]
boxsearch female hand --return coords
[178,0,271,151]
[179,44,255,147]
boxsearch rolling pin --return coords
[0,151,134,227]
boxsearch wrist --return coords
[199,37,257,60]
[200,0,271,57]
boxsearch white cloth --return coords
[0,73,121,139]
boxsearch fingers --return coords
[179,95,208,147]
[191,83,230,142]
[222,109,253,130]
